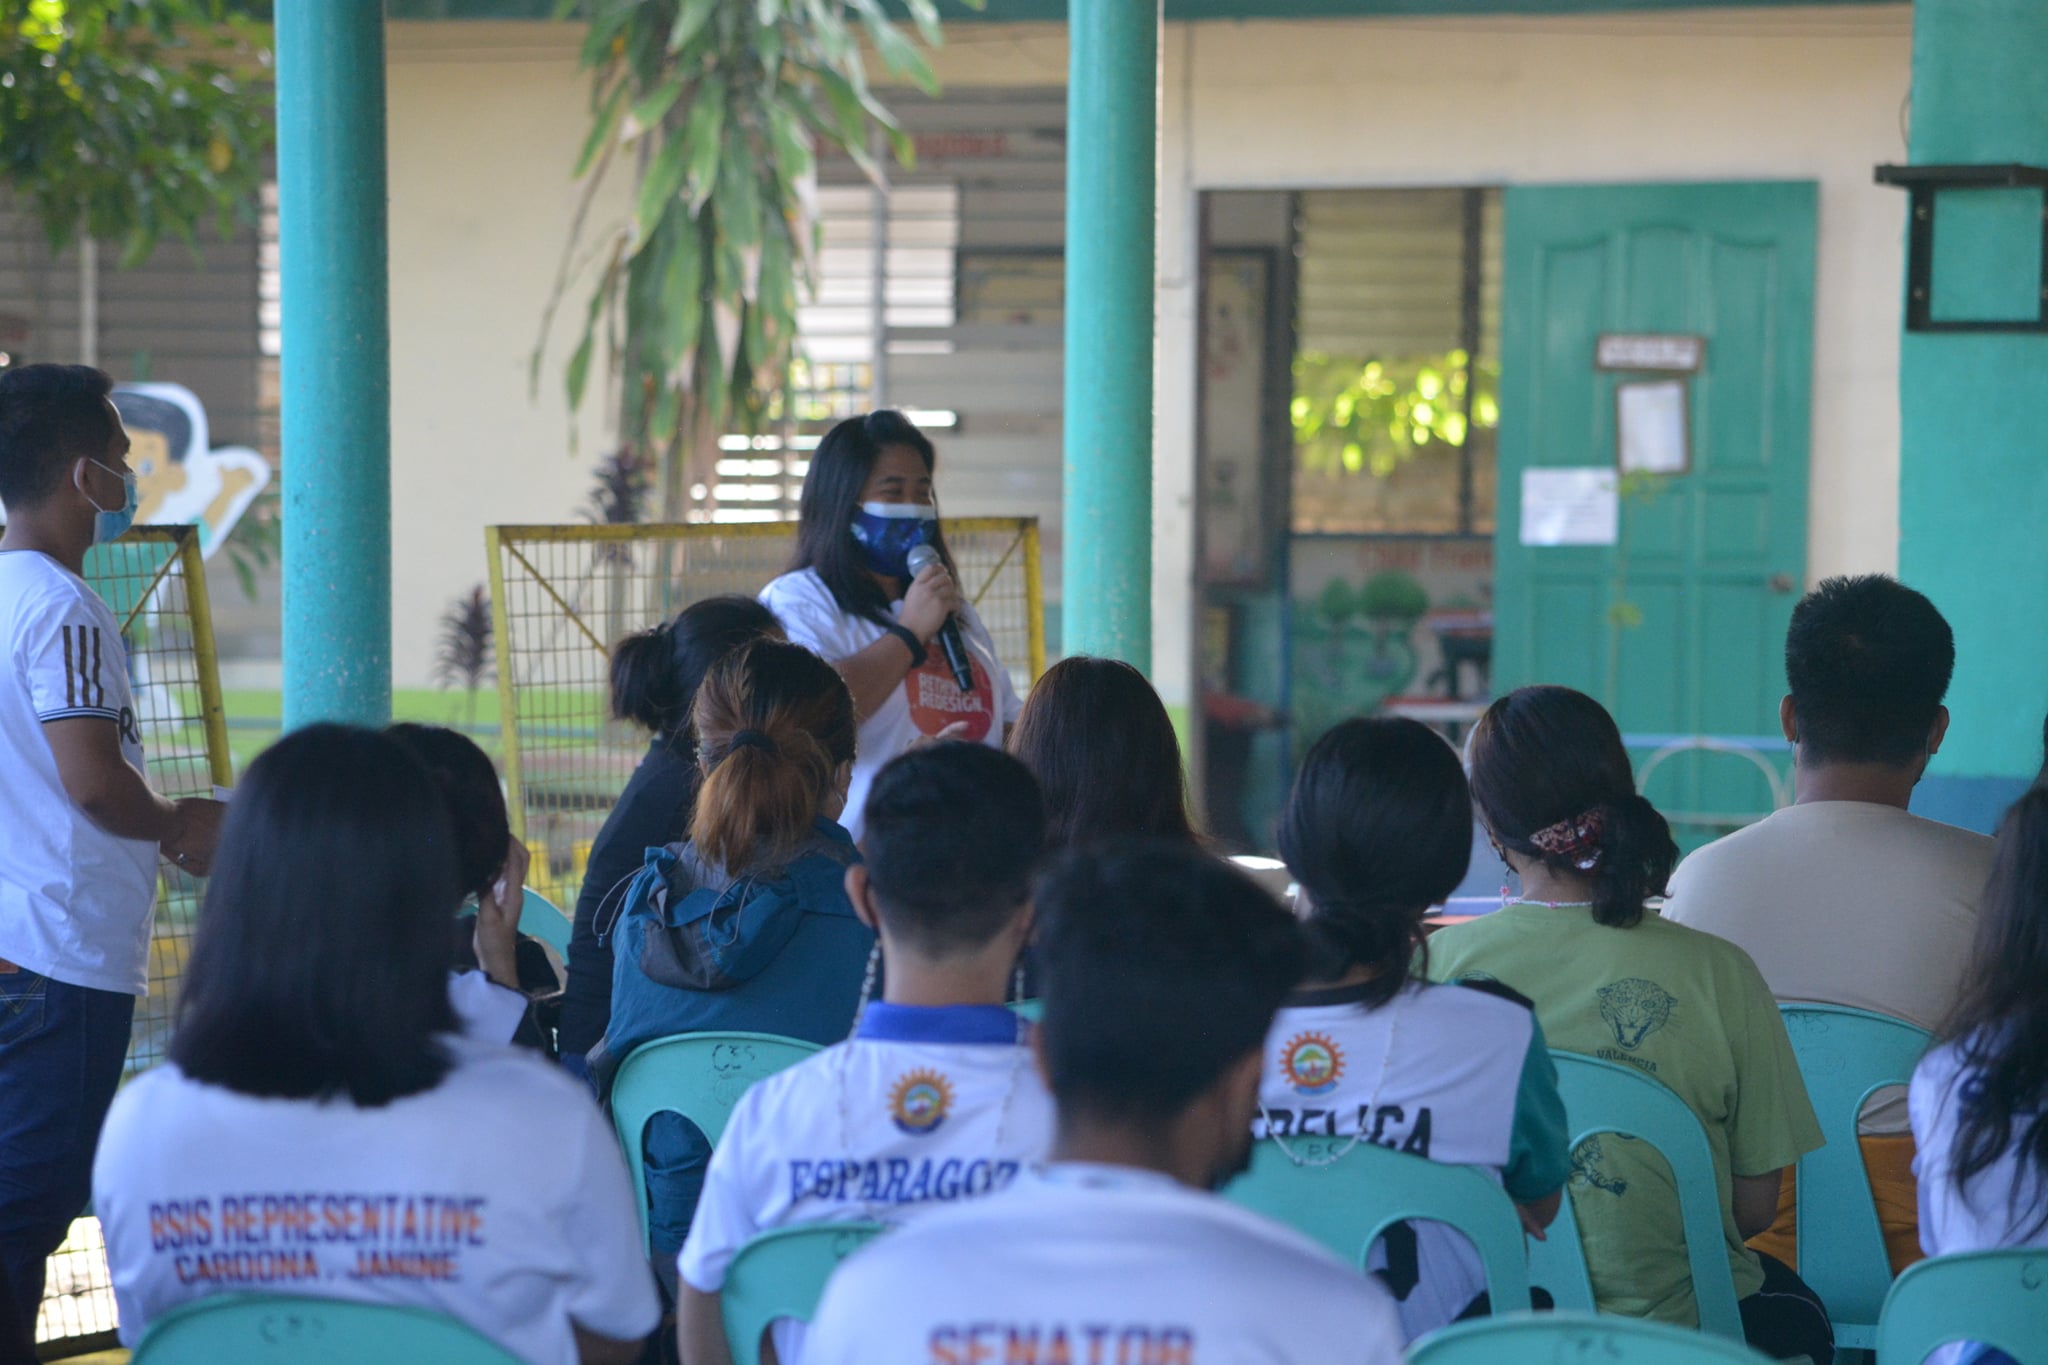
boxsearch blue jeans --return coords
[643,1113,712,1301]
[0,969,135,1336]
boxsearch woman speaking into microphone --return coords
[761,410,1021,841]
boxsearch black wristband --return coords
[884,622,927,668]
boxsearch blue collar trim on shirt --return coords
[855,1002,1024,1045]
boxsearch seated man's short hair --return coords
[1785,574,1954,766]
[1033,841,1304,1125]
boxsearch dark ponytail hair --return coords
[1467,685,1676,929]
[609,594,783,741]
[1940,786,2048,1237]
[787,409,957,627]
[1278,718,1472,1006]
[689,639,858,874]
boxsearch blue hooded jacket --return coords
[591,816,873,1090]
[591,817,873,1284]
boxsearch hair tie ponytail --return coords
[1586,794,1678,929]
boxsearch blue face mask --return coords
[79,459,139,545]
[850,501,936,580]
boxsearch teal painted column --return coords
[277,1,392,729]
[1062,0,1158,668]
[1897,0,2048,814]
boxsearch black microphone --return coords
[906,543,974,693]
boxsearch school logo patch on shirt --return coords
[889,1068,955,1135]
[1279,1032,1344,1097]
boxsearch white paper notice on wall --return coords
[1520,467,1619,546]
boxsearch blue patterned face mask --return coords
[850,501,936,579]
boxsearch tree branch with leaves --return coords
[1,0,271,268]
[537,0,973,522]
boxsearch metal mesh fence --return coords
[487,519,1044,901]
[36,526,231,1354]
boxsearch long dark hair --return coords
[387,722,509,907]
[690,639,859,873]
[1278,718,1472,1005]
[1940,786,2048,1236]
[787,409,956,626]
[1008,656,1197,852]
[170,725,460,1106]
[609,594,783,742]
[1467,685,1677,929]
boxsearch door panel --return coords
[1494,182,1815,842]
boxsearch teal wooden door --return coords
[1493,182,1815,841]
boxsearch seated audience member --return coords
[675,743,1056,1365]
[805,843,1404,1365]
[91,725,658,1365]
[1261,717,1568,1340]
[1663,575,1990,1272]
[561,596,784,1070]
[1008,656,1199,852]
[388,722,555,1050]
[1909,784,2048,1365]
[595,639,876,1286]
[1428,686,1831,1363]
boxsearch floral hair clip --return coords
[1528,808,1606,871]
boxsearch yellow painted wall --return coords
[385,22,628,688]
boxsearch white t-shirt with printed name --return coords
[805,1163,1405,1365]
[0,550,159,994]
[680,1002,1055,1362]
[1255,979,1568,1341]
[761,568,1022,842]
[92,1034,661,1365]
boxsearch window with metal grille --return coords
[698,183,960,524]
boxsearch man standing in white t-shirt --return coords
[676,743,1056,1365]
[1663,574,1992,1270]
[0,365,223,1341]
[806,842,1405,1365]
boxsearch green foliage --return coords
[1316,578,1357,629]
[220,484,279,602]
[540,0,975,515]
[1291,349,1499,480]
[1358,570,1428,623]
[434,586,495,724]
[0,0,272,267]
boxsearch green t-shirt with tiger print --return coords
[1427,902,1821,1325]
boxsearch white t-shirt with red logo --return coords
[760,568,1022,842]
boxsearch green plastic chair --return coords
[722,1221,888,1365]
[518,886,573,957]
[609,1030,821,1250]
[1780,1003,1932,1349]
[1876,1249,2048,1365]
[1223,1136,1532,1313]
[1531,1052,1746,1341]
[455,886,572,959]
[132,1293,524,1364]
[1409,1310,1773,1363]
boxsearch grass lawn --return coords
[220,687,504,774]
